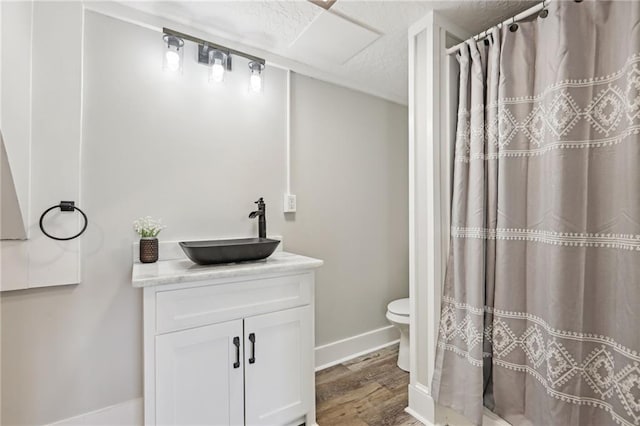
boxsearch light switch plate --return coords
[283,194,297,213]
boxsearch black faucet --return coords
[248,197,266,239]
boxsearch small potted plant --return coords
[133,216,166,263]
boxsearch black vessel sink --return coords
[179,238,280,265]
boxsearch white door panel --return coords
[156,320,244,426]
[244,306,312,426]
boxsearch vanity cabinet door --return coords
[156,319,244,426]
[244,306,313,426]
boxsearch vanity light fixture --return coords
[161,28,266,92]
[248,61,265,92]
[162,34,184,72]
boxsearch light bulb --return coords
[250,74,262,92]
[248,61,265,93]
[165,50,180,71]
[211,59,225,83]
[162,34,184,73]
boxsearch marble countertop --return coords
[132,251,323,288]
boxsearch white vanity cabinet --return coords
[133,252,322,426]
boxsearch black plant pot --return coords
[140,238,159,263]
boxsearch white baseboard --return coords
[46,398,143,426]
[405,406,434,426]
[408,383,436,425]
[314,325,399,371]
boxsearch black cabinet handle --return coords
[233,337,240,369]
[249,333,256,364]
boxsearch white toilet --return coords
[386,298,410,372]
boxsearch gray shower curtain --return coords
[431,2,640,426]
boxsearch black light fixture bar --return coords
[163,27,266,66]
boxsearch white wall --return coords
[1,7,408,425]
[81,12,287,243]
[284,74,408,346]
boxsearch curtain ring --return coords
[539,0,549,18]
[509,17,519,32]
[483,30,490,46]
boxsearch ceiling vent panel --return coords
[287,11,380,65]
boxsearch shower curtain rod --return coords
[446,1,549,55]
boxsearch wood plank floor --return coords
[315,345,422,426]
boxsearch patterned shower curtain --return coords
[431,2,640,425]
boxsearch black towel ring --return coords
[39,201,88,241]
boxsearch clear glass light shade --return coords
[162,35,184,73]
[165,50,180,71]
[248,61,265,93]
[209,51,228,83]
[250,74,262,92]
[210,60,225,83]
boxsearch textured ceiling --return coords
[124,0,536,104]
